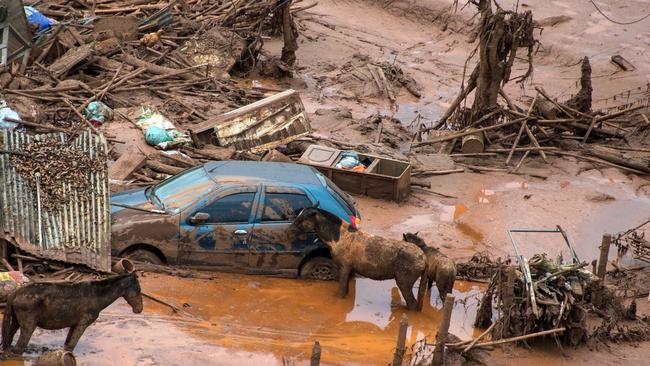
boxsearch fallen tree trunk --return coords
[583,145,650,174]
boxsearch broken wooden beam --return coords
[145,159,185,175]
[109,151,147,181]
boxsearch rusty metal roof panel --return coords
[0,130,111,272]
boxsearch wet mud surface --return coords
[1,274,483,366]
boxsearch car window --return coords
[262,193,312,222]
[152,166,217,213]
[200,192,255,224]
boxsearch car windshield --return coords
[151,166,217,213]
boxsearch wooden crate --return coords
[299,145,411,202]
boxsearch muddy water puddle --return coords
[1,274,484,366]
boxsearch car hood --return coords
[111,187,178,244]
[110,187,154,214]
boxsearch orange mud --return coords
[1,275,484,366]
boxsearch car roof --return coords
[203,161,322,186]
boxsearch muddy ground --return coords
[4,0,650,365]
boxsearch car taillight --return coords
[349,215,361,229]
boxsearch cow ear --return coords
[296,207,316,221]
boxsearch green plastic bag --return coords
[145,126,173,146]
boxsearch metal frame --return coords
[1,23,30,66]
[508,225,580,264]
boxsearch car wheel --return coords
[300,257,338,281]
[126,249,163,265]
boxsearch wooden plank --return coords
[47,43,94,78]
[611,55,635,71]
[109,151,147,181]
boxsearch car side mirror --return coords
[190,212,210,224]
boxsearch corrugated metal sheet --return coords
[0,130,110,272]
[192,89,312,153]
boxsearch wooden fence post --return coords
[597,234,611,280]
[431,294,455,366]
[593,234,611,307]
[392,314,409,366]
[310,341,321,366]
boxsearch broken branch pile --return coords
[1,0,278,124]
[410,0,650,176]
[455,252,502,281]
[413,72,650,175]
[474,254,596,346]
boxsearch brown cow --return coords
[403,232,456,301]
[290,207,426,310]
[2,273,143,354]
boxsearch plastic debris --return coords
[137,107,176,131]
[336,151,361,169]
[137,107,191,149]
[0,100,20,129]
[145,126,173,146]
[24,6,57,32]
[83,101,113,126]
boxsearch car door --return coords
[179,186,260,269]
[248,186,319,273]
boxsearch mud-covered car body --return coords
[110,161,359,277]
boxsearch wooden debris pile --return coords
[474,254,596,346]
[0,0,281,128]
[455,252,502,282]
[334,56,423,103]
[408,0,650,177]
[412,73,650,175]
[8,252,106,283]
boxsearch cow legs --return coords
[395,274,419,310]
[437,276,455,301]
[3,318,20,350]
[11,321,36,354]
[337,266,352,298]
[64,323,90,351]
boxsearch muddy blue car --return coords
[110,161,359,280]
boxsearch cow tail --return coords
[1,296,16,351]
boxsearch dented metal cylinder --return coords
[34,349,76,366]
[112,258,135,274]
